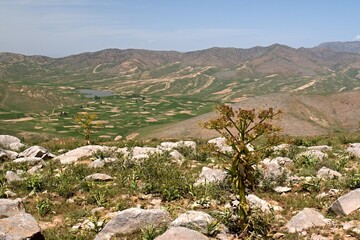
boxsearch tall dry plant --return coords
[202,104,281,222]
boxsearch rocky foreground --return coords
[0,134,359,239]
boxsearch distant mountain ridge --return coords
[317,41,360,53]
[2,41,360,79]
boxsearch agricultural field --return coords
[0,89,217,140]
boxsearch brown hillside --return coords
[141,90,360,139]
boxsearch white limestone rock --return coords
[330,188,360,216]
[95,208,171,240]
[285,208,331,233]
[155,227,209,240]
[0,135,25,151]
[194,167,227,186]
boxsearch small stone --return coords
[27,164,44,174]
[260,158,288,181]
[273,232,285,239]
[114,135,122,141]
[91,207,105,216]
[170,150,184,164]
[347,143,360,157]
[85,173,113,181]
[207,137,233,153]
[246,194,283,213]
[274,186,291,193]
[150,198,162,209]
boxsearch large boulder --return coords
[347,143,360,157]
[0,213,44,239]
[330,188,360,216]
[0,135,24,151]
[54,145,115,164]
[0,198,24,218]
[155,227,209,240]
[194,167,227,186]
[170,211,214,233]
[95,208,171,240]
[285,208,331,233]
[18,145,55,159]
[0,198,44,239]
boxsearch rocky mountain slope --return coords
[0,134,359,239]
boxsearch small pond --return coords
[78,89,114,98]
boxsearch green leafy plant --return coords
[347,169,360,189]
[297,155,318,167]
[161,186,180,201]
[300,178,321,192]
[89,188,108,207]
[205,220,221,237]
[89,214,106,234]
[36,196,52,216]
[26,174,44,192]
[202,104,281,222]
[141,225,166,240]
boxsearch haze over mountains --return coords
[1,41,360,139]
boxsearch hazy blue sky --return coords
[0,0,359,57]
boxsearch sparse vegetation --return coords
[0,133,359,239]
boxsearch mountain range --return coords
[1,41,360,139]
